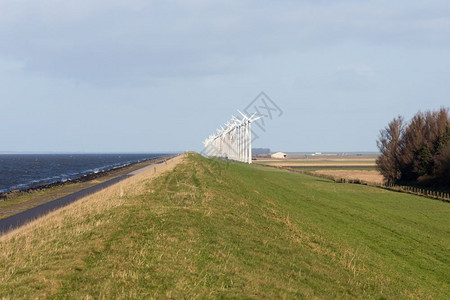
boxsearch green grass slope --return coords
[1,153,449,298]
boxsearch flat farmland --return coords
[254,156,383,184]
[314,170,384,185]
[254,157,376,167]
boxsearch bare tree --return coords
[433,108,450,154]
[376,116,404,184]
[377,108,450,187]
[400,112,425,180]
[434,143,450,186]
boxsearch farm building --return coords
[271,152,287,159]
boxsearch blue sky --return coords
[1,0,449,153]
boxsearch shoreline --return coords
[0,154,182,234]
[0,155,174,201]
[0,154,176,220]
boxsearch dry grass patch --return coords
[254,157,377,169]
[314,170,384,184]
[0,154,186,299]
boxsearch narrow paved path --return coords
[0,158,172,235]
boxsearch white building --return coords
[271,152,287,159]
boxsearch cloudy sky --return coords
[1,0,449,153]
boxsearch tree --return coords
[434,143,450,186]
[416,145,433,177]
[376,116,404,184]
[400,113,425,181]
[377,108,450,187]
[433,108,450,155]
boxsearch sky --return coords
[1,0,449,153]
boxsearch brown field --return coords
[314,170,384,185]
[254,157,377,167]
[254,156,382,183]
[263,162,376,167]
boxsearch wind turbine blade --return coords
[237,110,249,120]
[250,115,264,122]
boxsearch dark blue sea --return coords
[0,153,169,193]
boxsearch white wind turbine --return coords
[237,110,263,163]
[203,109,263,164]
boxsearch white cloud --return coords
[0,0,448,86]
[0,0,449,151]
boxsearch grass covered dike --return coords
[1,153,449,298]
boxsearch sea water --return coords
[0,153,169,193]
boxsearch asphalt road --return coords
[0,159,170,235]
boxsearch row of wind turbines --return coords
[203,110,263,164]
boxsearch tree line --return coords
[376,108,450,187]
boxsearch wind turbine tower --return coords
[203,110,263,164]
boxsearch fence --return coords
[281,167,450,203]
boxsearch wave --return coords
[0,154,167,194]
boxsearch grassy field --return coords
[1,153,449,298]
